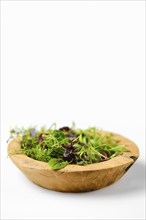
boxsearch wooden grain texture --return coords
[8,132,139,192]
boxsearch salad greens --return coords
[9,124,128,170]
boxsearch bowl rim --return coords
[8,131,139,173]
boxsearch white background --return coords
[1,1,145,219]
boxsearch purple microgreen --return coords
[59,126,70,132]
[30,128,36,137]
[38,133,43,142]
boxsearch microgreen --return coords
[8,124,129,170]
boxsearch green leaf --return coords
[110,145,129,152]
[79,134,83,142]
[48,158,69,170]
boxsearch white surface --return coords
[1,1,145,220]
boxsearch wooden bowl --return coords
[8,132,139,192]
